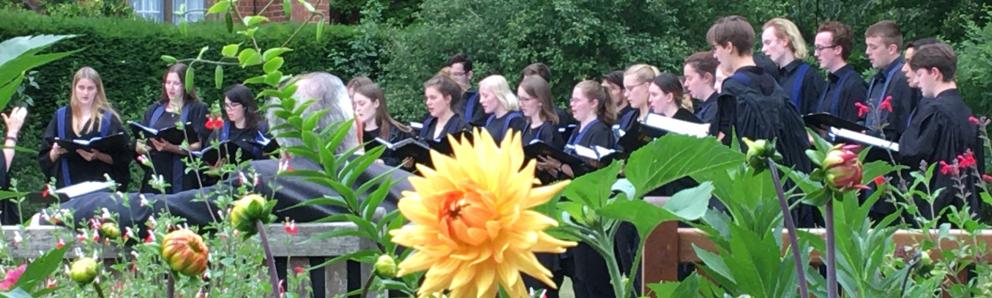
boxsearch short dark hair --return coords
[522,63,552,82]
[445,53,473,72]
[817,21,854,60]
[865,20,903,49]
[684,51,718,82]
[906,37,939,50]
[706,16,755,56]
[909,43,957,82]
[223,84,261,130]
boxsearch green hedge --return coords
[0,9,366,192]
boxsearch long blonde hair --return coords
[763,18,809,60]
[479,75,520,112]
[70,67,119,135]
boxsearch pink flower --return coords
[822,144,867,191]
[969,116,982,126]
[873,176,886,186]
[283,219,298,236]
[56,238,65,249]
[957,149,977,169]
[879,96,893,112]
[855,102,871,118]
[982,174,992,183]
[939,161,960,177]
[294,265,305,275]
[0,264,27,291]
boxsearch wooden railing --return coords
[1,223,373,297]
[641,222,992,295]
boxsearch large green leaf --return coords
[0,35,74,66]
[625,134,740,199]
[561,161,621,209]
[598,182,710,239]
[0,35,76,111]
[13,246,67,294]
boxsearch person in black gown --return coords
[419,75,470,143]
[813,21,867,123]
[761,18,824,115]
[200,84,277,186]
[478,75,527,143]
[0,106,27,225]
[38,67,131,190]
[135,63,208,194]
[899,43,983,222]
[602,70,630,122]
[518,76,564,151]
[615,64,659,151]
[708,16,816,226]
[683,51,734,139]
[353,83,413,168]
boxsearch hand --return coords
[150,138,183,155]
[49,142,67,162]
[2,107,27,138]
[76,149,99,161]
[537,155,561,171]
[401,157,415,169]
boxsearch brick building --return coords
[128,0,331,24]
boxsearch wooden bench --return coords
[1,223,374,297]
[642,223,992,295]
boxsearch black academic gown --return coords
[461,90,489,127]
[563,119,614,177]
[419,114,470,143]
[899,89,983,221]
[524,120,565,186]
[816,64,867,123]
[0,155,15,225]
[865,56,920,141]
[483,111,527,143]
[200,121,278,186]
[614,108,644,152]
[363,125,413,167]
[38,106,132,190]
[138,101,208,194]
[778,60,825,114]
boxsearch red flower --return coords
[41,185,50,198]
[879,96,893,112]
[939,161,960,176]
[294,266,305,275]
[56,238,65,249]
[982,174,992,183]
[822,144,867,191]
[969,116,982,126]
[283,220,298,236]
[0,264,27,291]
[855,102,871,118]
[873,176,886,186]
[205,116,224,131]
[957,149,977,169]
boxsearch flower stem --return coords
[767,159,810,298]
[825,200,838,298]
[93,282,106,298]
[257,220,281,298]
[167,273,175,298]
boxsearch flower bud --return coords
[69,257,99,285]
[100,222,121,240]
[375,255,398,278]
[230,194,273,235]
[161,229,210,277]
[743,138,778,171]
[822,144,865,192]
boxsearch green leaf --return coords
[625,134,740,199]
[283,0,293,19]
[0,35,75,66]
[214,65,224,89]
[160,55,177,64]
[561,162,621,209]
[237,48,262,67]
[225,11,234,33]
[184,66,195,94]
[263,57,284,73]
[316,20,324,43]
[262,47,293,62]
[0,288,32,298]
[243,15,269,27]
[861,160,898,185]
[221,44,239,58]
[178,20,189,36]
[264,71,283,86]
[14,246,67,292]
[206,0,230,14]
[599,182,712,239]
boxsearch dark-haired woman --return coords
[354,83,413,167]
[135,63,208,194]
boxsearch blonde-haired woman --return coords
[618,64,659,131]
[761,17,824,114]
[479,75,526,143]
[38,67,131,189]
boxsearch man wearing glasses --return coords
[813,21,867,123]
[445,53,488,127]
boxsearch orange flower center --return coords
[436,187,497,245]
[440,191,470,237]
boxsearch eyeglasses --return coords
[224,102,243,109]
[814,44,840,52]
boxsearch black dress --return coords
[138,101,208,194]
[363,124,413,167]
[899,89,983,221]
[0,153,14,224]
[563,119,614,177]
[482,111,527,143]
[38,106,132,189]
[777,60,825,114]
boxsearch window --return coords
[129,0,206,23]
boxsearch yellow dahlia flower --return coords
[390,129,575,298]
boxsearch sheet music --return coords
[643,114,709,137]
[54,181,113,198]
[828,127,900,152]
[409,122,423,130]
